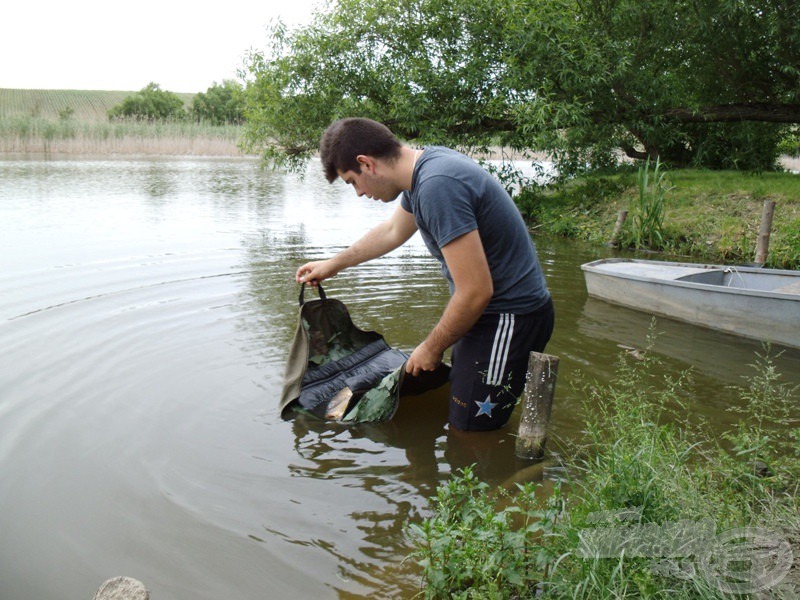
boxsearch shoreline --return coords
[1,137,797,172]
[0,137,251,158]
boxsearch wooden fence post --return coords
[754,200,776,265]
[608,209,628,247]
[516,352,559,461]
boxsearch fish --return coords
[325,386,353,420]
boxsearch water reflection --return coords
[143,162,176,197]
[579,296,800,386]
[286,387,561,598]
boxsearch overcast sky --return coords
[1,0,320,93]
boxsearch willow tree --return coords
[242,0,800,174]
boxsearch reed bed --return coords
[0,117,247,156]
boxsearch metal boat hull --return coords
[581,259,800,349]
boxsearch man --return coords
[296,117,554,432]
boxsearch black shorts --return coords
[449,298,554,432]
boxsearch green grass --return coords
[408,341,800,598]
[518,168,800,269]
[0,88,194,122]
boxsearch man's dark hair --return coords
[319,118,402,183]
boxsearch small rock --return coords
[93,576,149,600]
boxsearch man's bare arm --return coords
[296,205,418,284]
[406,229,493,375]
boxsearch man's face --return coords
[338,158,400,202]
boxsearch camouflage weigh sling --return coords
[279,284,449,422]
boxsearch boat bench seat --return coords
[775,281,800,295]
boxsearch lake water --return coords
[1,157,798,599]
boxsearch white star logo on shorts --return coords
[474,395,498,417]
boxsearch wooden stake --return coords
[754,200,776,265]
[609,209,628,247]
[516,352,559,461]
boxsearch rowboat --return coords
[581,258,800,349]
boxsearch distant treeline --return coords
[0,88,193,123]
[107,82,245,125]
[0,81,245,126]
[0,84,247,156]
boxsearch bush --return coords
[191,80,245,125]
[407,468,562,598]
[108,83,186,122]
[778,127,800,158]
[682,122,785,172]
[515,175,628,237]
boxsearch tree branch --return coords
[664,103,800,124]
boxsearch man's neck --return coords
[395,145,421,191]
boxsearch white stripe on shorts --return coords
[486,313,515,385]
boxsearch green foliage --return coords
[341,367,401,423]
[515,175,628,235]
[0,88,195,123]
[242,0,800,174]
[569,332,696,525]
[770,220,800,269]
[778,126,800,158]
[3,89,110,121]
[407,466,561,598]
[683,122,786,172]
[517,169,800,269]
[191,80,245,125]
[108,83,187,122]
[58,106,75,122]
[408,338,800,598]
[627,158,670,250]
[721,347,800,497]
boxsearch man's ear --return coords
[356,155,373,172]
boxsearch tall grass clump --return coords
[408,333,799,598]
[628,157,670,250]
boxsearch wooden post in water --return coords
[754,200,776,265]
[93,577,149,600]
[515,352,559,461]
[608,209,628,247]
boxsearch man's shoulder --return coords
[417,147,486,191]
[421,146,472,166]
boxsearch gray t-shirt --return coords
[401,146,550,314]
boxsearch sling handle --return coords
[299,282,327,306]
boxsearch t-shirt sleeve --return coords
[416,176,478,248]
[401,191,412,213]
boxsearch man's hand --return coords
[296,259,338,285]
[295,206,417,286]
[405,341,443,376]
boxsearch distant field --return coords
[0,88,195,122]
[0,88,248,156]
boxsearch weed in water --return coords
[408,331,799,598]
[407,467,561,598]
